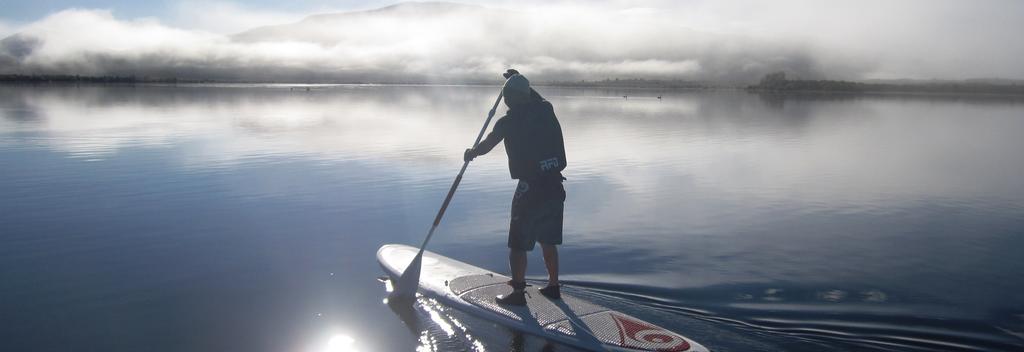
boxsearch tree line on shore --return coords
[749,72,1024,95]
[0,74,209,84]
[0,74,712,89]
[4,72,1023,96]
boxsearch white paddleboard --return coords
[378,244,710,352]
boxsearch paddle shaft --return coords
[415,91,503,254]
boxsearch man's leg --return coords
[497,249,529,305]
[541,244,559,287]
[538,183,564,300]
[509,249,528,284]
[538,243,561,299]
[499,180,531,306]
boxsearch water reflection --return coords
[388,297,490,352]
[2,84,1023,351]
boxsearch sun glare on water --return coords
[321,334,359,352]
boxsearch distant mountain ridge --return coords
[0,34,40,70]
[0,2,507,82]
[2,1,1021,84]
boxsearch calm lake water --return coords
[1,84,1023,352]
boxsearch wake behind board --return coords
[378,244,709,352]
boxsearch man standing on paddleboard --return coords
[464,69,567,306]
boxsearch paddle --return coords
[389,86,505,302]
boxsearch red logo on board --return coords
[612,314,690,351]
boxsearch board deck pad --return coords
[449,274,693,351]
[377,244,707,351]
[449,273,508,295]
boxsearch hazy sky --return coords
[2,0,1023,82]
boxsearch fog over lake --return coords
[4,1,1024,82]
[1,84,1023,351]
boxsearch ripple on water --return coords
[552,279,1024,351]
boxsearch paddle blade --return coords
[388,252,423,302]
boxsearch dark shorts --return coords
[508,177,565,251]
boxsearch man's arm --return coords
[464,118,505,162]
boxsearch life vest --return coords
[501,100,567,180]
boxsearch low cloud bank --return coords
[1,1,1021,83]
[0,20,18,38]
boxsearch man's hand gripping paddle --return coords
[388,82,507,303]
